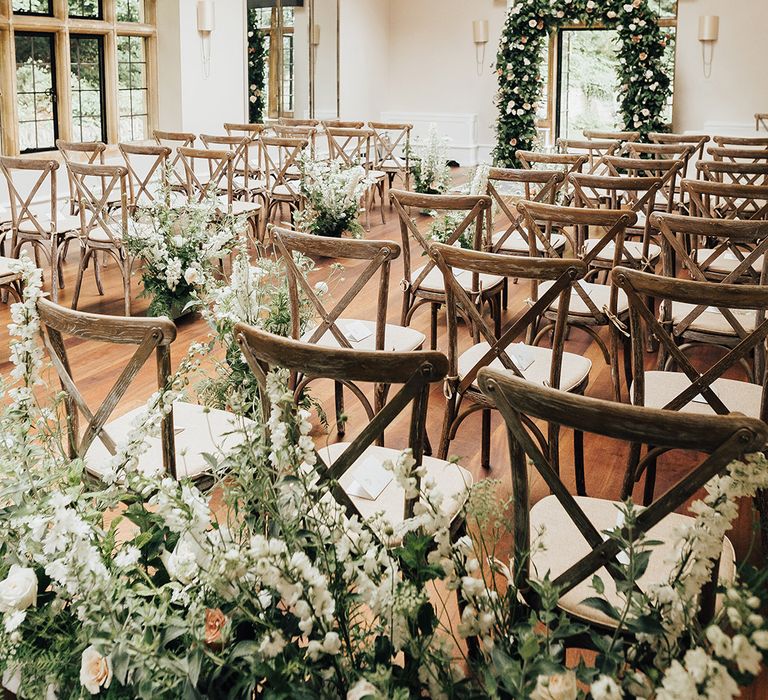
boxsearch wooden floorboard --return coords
[0,177,765,695]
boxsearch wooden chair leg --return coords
[643,449,657,506]
[438,393,458,460]
[122,257,132,316]
[609,328,622,403]
[481,409,492,470]
[621,441,643,501]
[430,303,438,350]
[574,429,586,496]
[94,250,105,296]
[71,248,91,311]
[334,381,346,437]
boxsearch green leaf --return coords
[591,574,605,595]
[581,596,621,621]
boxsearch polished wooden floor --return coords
[1,177,765,694]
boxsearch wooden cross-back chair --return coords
[177,145,234,204]
[757,115,768,133]
[0,257,23,304]
[569,171,664,273]
[38,298,246,483]
[260,135,308,228]
[56,139,107,215]
[326,126,386,229]
[153,130,196,190]
[708,146,768,165]
[485,167,566,259]
[321,119,365,129]
[713,135,768,149]
[66,161,132,315]
[272,224,426,428]
[684,178,768,221]
[234,323,472,533]
[273,124,318,159]
[516,150,587,206]
[479,368,766,632]
[648,132,711,187]
[432,243,592,480]
[119,143,171,210]
[624,142,695,183]
[615,266,768,504]
[0,156,80,303]
[223,123,267,177]
[517,201,637,402]
[390,189,504,350]
[697,160,768,188]
[556,138,621,175]
[583,129,640,143]
[279,117,319,127]
[369,121,412,191]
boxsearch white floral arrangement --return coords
[295,153,375,238]
[0,259,767,699]
[428,163,490,249]
[409,123,452,195]
[124,189,240,318]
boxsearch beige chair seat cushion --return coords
[411,265,504,294]
[85,401,252,481]
[632,370,763,418]
[670,301,761,336]
[368,170,387,181]
[18,212,81,235]
[530,494,735,628]
[539,280,629,317]
[0,256,22,283]
[87,224,124,244]
[233,176,266,192]
[317,442,472,536]
[492,229,566,254]
[216,196,261,216]
[458,341,591,391]
[694,248,764,275]
[583,238,661,263]
[270,183,301,198]
[302,319,425,352]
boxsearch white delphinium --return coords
[410,123,451,195]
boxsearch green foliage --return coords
[247,12,268,124]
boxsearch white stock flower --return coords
[184,266,203,286]
[3,609,26,633]
[80,645,113,695]
[590,675,622,700]
[347,679,378,700]
[732,634,762,676]
[0,565,38,612]
[2,666,21,694]
[530,671,578,700]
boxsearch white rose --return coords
[590,675,622,700]
[79,645,112,695]
[531,671,578,700]
[171,234,185,248]
[347,679,378,700]
[183,267,202,286]
[0,565,38,612]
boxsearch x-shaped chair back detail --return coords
[260,136,308,200]
[697,161,768,188]
[390,189,492,300]
[37,297,179,477]
[684,178,768,221]
[273,125,317,156]
[614,266,768,420]
[556,138,621,175]
[154,130,196,190]
[0,156,60,240]
[653,212,768,288]
[119,143,171,210]
[431,242,587,396]
[478,368,767,618]
[325,127,373,169]
[517,150,587,176]
[708,146,768,165]
[624,142,695,181]
[649,133,710,181]
[369,122,412,175]
[273,225,400,349]
[234,323,448,520]
[486,167,565,256]
[177,146,234,205]
[201,134,252,193]
[67,162,129,246]
[601,155,684,215]
[517,200,635,325]
[57,140,107,214]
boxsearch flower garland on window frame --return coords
[247,10,268,124]
[494,0,673,167]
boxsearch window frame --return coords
[117,33,149,142]
[67,0,102,20]
[11,0,53,17]
[0,0,158,156]
[69,32,107,143]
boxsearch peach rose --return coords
[205,608,227,648]
[79,645,112,695]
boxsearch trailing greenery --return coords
[247,11,268,124]
[494,0,673,166]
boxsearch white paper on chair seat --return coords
[510,343,535,372]
[704,306,723,315]
[346,456,393,501]
[342,320,373,343]
[692,388,720,404]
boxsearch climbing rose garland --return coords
[494,0,673,166]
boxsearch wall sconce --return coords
[473,20,489,76]
[698,15,719,79]
[197,0,215,79]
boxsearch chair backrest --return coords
[279,118,319,127]
[260,136,308,198]
[200,134,251,191]
[584,129,640,143]
[485,167,565,255]
[556,138,620,174]
[67,161,129,245]
[517,150,587,175]
[614,266,768,421]
[56,140,107,213]
[478,367,767,615]
[713,135,768,149]
[0,156,59,237]
[368,121,412,175]
[273,124,317,155]
[177,146,234,204]
[653,212,768,285]
[325,127,373,169]
[601,155,684,213]
[321,119,365,129]
[119,143,171,209]
[625,142,695,179]
[697,160,768,188]
[684,178,768,221]
[224,123,267,139]
[234,323,449,519]
[154,130,196,189]
[708,146,768,164]
[389,190,491,297]
[37,297,179,477]
[431,242,587,393]
[649,131,710,157]
[272,225,401,349]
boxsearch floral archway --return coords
[493,0,673,167]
